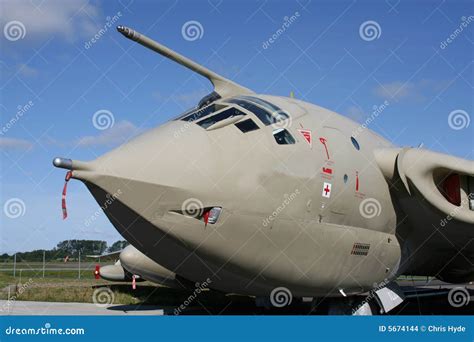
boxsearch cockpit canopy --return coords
[175,95,290,129]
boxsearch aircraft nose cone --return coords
[52,157,72,170]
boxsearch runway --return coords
[0,300,164,316]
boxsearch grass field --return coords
[0,264,240,308]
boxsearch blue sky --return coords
[1,0,473,253]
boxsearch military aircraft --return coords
[53,25,473,314]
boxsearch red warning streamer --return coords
[62,171,73,220]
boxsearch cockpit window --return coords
[273,128,295,145]
[197,107,246,129]
[235,119,259,133]
[180,104,222,122]
[239,96,281,113]
[226,97,290,126]
[226,98,273,125]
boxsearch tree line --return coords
[0,240,129,262]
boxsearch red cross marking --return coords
[324,185,331,195]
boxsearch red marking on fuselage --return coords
[322,167,333,174]
[319,137,330,159]
[324,185,331,195]
[356,171,359,192]
[298,129,312,146]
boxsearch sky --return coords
[0,0,473,253]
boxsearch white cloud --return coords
[374,79,449,102]
[76,120,142,147]
[0,137,33,150]
[17,63,38,77]
[374,81,414,100]
[1,0,101,42]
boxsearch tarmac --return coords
[0,300,164,316]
